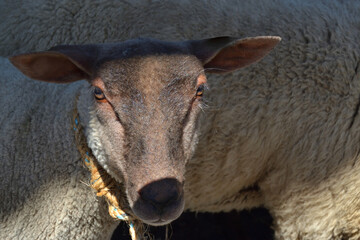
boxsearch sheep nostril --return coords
[139,178,183,210]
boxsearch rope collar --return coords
[72,111,144,240]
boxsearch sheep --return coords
[0,37,280,239]
[1,0,360,239]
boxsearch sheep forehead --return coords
[97,55,202,98]
[98,38,189,60]
[93,38,203,95]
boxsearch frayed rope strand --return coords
[72,112,145,240]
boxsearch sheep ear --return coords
[9,45,98,83]
[189,36,281,73]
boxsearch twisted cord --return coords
[72,112,145,240]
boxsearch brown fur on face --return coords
[73,40,209,225]
[95,55,204,191]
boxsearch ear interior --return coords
[191,36,281,73]
[10,52,90,83]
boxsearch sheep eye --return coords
[196,84,204,97]
[94,87,106,101]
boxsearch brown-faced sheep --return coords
[1,0,360,239]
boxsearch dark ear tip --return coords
[9,55,18,63]
[9,55,24,68]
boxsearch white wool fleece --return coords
[0,58,118,239]
[1,0,360,239]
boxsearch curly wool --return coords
[2,1,360,239]
[0,58,119,240]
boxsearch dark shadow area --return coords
[112,207,273,240]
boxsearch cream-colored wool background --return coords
[1,0,360,239]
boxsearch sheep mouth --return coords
[143,218,174,226]
[131,196,185,226]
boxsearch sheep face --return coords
[87,52,206,225]
[10,36,280,225]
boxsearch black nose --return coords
[139,178,183,210]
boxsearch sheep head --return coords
[10,36,280,226]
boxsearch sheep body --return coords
[1,0,360,239]
[0,58,118,239]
